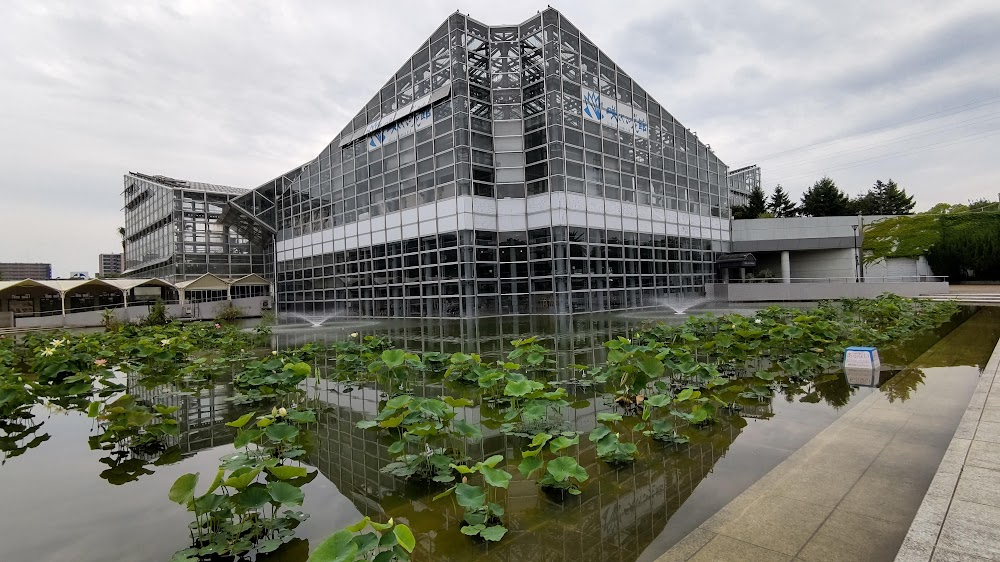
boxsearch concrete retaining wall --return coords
[15,296,269,329]
[708,282,950,302]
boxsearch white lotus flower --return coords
[41,348,54,357]
[278,407,288,417]
[755,318,762,324]
[50,338,66,347]
[350,332,358,338]
[160,338,172,346]
[271,350,278,356]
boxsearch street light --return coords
[852,224,859,283]
[859,215,865,283]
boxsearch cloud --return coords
[1,0,998,275]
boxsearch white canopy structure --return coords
[0,275,271,317]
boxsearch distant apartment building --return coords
[98,253,123,277]
[727,164,760,208]
[122,172,266,282]
[0,262,52,280]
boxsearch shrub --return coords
[143,299,170,326]
[100,309,122,332]
[215,302,243,324]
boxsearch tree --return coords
[854,179,915,215]
[118,226,126,263]
[767,185,797,217]
[800,177,853,217]
[967,198,1000,213]
[731,185,768,219]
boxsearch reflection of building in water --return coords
[305,377,745,562]
[276,314,670,381]
[128,377,236,453]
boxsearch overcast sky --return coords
[2,0,998,277]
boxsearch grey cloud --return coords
[1,0,998,275]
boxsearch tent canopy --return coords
[175,273,230,291]
[229,273,270,286]
[716,252,757,269]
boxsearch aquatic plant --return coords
[232,357,312,403]
[308,517,415,562]
[167,406,317,560]
[589,412,638,464]
[357,394,468,482]
[435,454,512,542]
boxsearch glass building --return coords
[223,8,732,318]
[727,164,760,208]
[123,172,267,281]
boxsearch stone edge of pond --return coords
[894,332,1000,562]
[652,333,997,562]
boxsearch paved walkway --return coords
[654,311,995,562]
[894,329,1000,561]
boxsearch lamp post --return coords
[852,224,859,283]
[859,215,865,283]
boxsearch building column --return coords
[780,251,791,284]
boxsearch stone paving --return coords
[894,325,1000,561]
[655,310,997,562]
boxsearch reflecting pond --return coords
[1,306,998,562]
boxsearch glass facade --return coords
[224,8,732,317]
[727,164,760,208]
[123,172,266,281]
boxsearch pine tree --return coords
[858,179,916,215]
[767,185,797,217]
[880,180,915,214]
[730,184,768,219]
[747,185,767,218]
[800,177,853,217]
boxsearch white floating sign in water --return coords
[844,367,879,387]
[844,346,880,370]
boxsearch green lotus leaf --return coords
[168,473,198,505]
[225,412,256,429]
[454,483,486,509]
[393,524,415,553]
[307,529,358,562]
[267,465,308,480]
[265,423,299,442]
[480,525,508,542]
[268,481,305,505]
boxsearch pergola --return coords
[174,273,272,305]
[0,275,269,317]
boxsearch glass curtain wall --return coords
[123,173,266,281]
[269,8,730,318]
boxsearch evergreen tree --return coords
[730,204,753,219]
[746,184,767,218]
[767,184,797,217]
[800,177,853,217]
[730,184,768,219]
[855,179,915,215]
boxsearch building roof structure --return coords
[124,171,248,197]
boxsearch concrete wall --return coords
[865,256,934,278]
[708,281,950,302]
[0,311,12,328]
[15,296,269,329]
[789,248,856,279]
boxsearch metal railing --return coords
[730,276,948,284]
